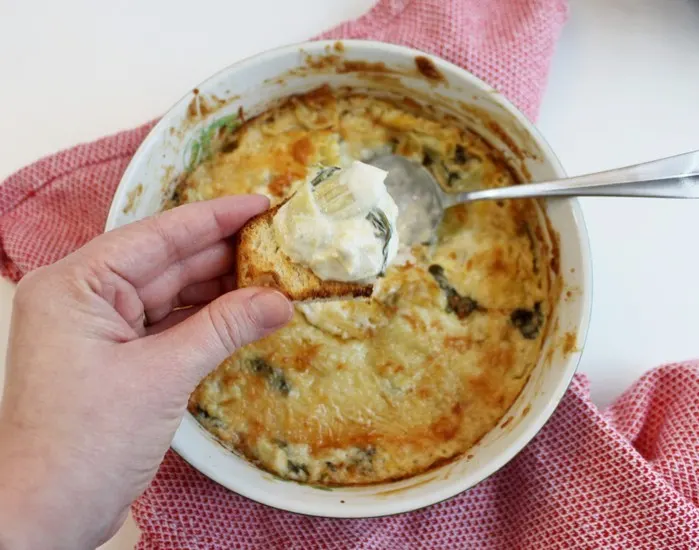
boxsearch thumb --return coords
[139,287,293,387]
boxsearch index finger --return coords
[79,194,269,286]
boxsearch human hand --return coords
[0,195,292,550]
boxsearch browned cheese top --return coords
[174,87,558,485]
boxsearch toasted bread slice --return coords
[234,203,373,302]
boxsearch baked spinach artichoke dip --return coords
[171,86,559,486]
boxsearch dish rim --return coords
[105,39,593,518]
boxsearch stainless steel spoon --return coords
[370,150,699,246]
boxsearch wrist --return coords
[0,419,124,550]
[0,451,38,550]
[0,423,48,549]
[0,504,33,550]
[0,422,84,550]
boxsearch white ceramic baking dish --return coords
[105,40,592,518]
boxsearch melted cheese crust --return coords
[177,88,557,485]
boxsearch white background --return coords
[1,0,698,547]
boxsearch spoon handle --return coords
[442,150,699,205]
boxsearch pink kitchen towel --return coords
[3,0,698,548]
[133,364,699,549]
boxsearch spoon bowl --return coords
[369,155,446,246]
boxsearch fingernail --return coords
[249,290,293,329]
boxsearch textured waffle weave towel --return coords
[131,366,699,549]
[1,0,698,548]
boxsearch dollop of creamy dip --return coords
[272,161,399,282]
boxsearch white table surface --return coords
[2,0,699,547]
